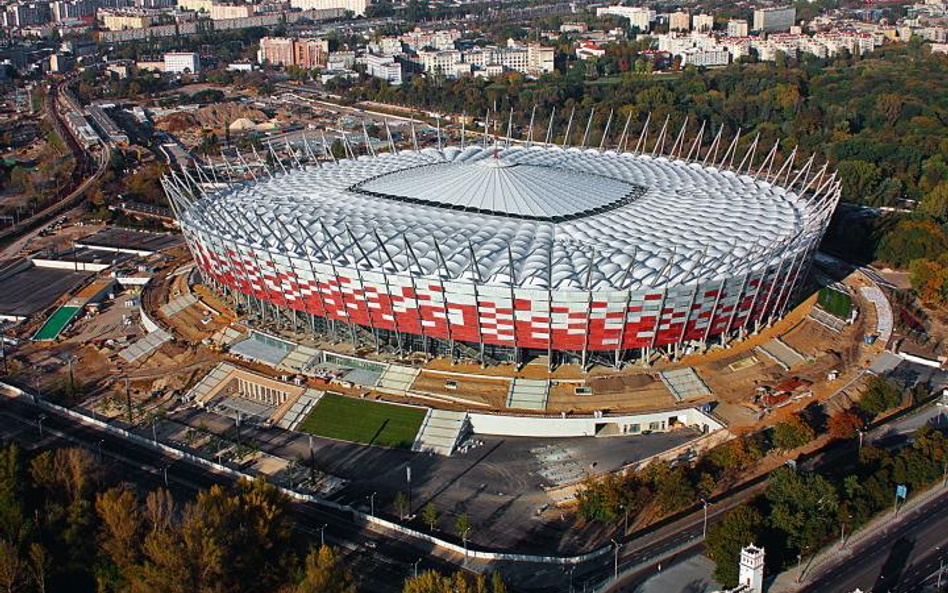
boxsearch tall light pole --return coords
[567,566,575,593]
[701,498,710,538]
[611,538,619,581]
[413,558,421,579]
[369,492,376,517]
[97,439,104,461]
[462,527,471,557]
[318,524,326,547]
[37,414,46,438]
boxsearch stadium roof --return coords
[183,145,826,292]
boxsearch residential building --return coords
[727,18,749,37]
[368,36,402,56]
[418,48,461,73]
[327,50,355,69]
[289,0,369,16]
[209,3,253,19]
[753,6,796,32]
[596,5,654,31]
[3,3,52,27]
[693,13,714,33]
[364,53,402,85]
[681,47,729,66]
[526,42,555,75]
[576,40,606,60]
[99,8,159,29]
[400,27,460,51]
[669,11,690,31]
[176,0,212,10]
[257,36,295,66]
[560,21,588,33]
[163,51,200,73]
[294,38,329,68]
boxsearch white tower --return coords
[738,544,765,593]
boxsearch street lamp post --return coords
[163,464,170,487]
[319,524,326,548]
[97,439,104,461]
[369,492,376,517]
[611,538,619,581]
[462,527,471,557]
[701,498,710,539]
[413,558,421,579]
[567,566,575,593]
[37,414,46,438]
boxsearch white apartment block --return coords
[753,6,796,32]
[692,13,714,33]
[209,3,253,19]
[417,42,553,77]
[595,5,654,31]
[289,0,369,15]
[364,53,402,85]
[727,19,749,37]
[400,27,460,51]
[681,47,729,66]
[164,51,200,73]
[369,35,403,56]
[669,11,690,31]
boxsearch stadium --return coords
[164,127,840,368]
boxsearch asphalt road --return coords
[0,396,467,593]
[801,489,948,593]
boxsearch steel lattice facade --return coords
[165,141,840,366]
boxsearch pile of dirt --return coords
[156,103,268,133]
[156,112,200,133]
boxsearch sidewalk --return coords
[768,480,948,593]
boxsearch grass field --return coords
[33,306,80,341]
[296,393,426,449]
[818,287,853,320]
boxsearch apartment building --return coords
[289,0,369,16]
[595,5,654,31]
[753,6,796,32]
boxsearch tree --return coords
[876,219,948,268]
[96,485,144,587]
[859,377,903,418]
[403,570,506,593]
[394,492,410,520]
[766,468,838,553]
[705,505,763,587]
[295,546,356,593]
[772,414,816,451]
[649,463,695,515]
[0,539,23,593]
[828,409,865,440]
[421,503,438,532]
[919,181,948,222]
[454,514,470,541]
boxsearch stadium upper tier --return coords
[182,145,820,292]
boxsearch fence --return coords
[0,380,611,566]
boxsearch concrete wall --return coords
[31,258,112,273]
[468,407,723,437]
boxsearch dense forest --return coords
[0,442,506,593]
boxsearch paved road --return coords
[801,488,948,593]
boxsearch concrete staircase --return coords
[276,389,323,431]
[505,378,550,410]
[376,364,420,395]
[412,409,468,456]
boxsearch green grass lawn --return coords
[296,393,425,449]
[817,287,853,320]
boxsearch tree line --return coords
[0,441,505,593]
[577,377,926,587]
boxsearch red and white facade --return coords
[166,138,839,366]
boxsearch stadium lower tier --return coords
[186,236,816,359]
